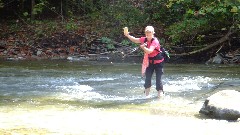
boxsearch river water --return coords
[0,60,239,135]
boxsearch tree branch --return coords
[172,30,235,56]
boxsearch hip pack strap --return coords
[149,53,164,64]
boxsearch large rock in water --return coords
[199,90,240,120]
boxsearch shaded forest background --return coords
[0,0,239,63]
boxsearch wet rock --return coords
[212,54,223,64]
[205,53,223,64]
[97,56,110,61]
[37,49,42,56]
[199,90,240,120]
[67,55,90,61]
[0,41,7,46]
[206,49,240,64]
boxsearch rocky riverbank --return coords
[1,30,239,64]
[0,31,144,63]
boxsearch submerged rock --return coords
[199,90,240,120]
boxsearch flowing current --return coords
[0,60,239,134]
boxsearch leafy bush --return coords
[1,0,239,50]
[101,37,115,50]
[93,0,149,38]
[121,39,138,47]
[164,0,239,44]
[66,19,78,31]
[166,18,208,43]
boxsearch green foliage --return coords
[34,21,58,37]
[21,0,47,21]
[143,0,183,25]
[101,37,112,44]
[94,0,148,38]
[32,0,46,15]
[120,40,130,46]
[66,19,78,31]
[159,38,166,46]
[101,37,138,50]
[0,0,3,8]
[0,0,239,49]
[166,18,208,43]
[35,27,44,37]
[47,21,58,32]
[8,20,21,32]
[106,44,115,50]
[101,37,115,50]
[23,12,28,17]
[164,0,240,44]
[121,40,138,47]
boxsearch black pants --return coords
[144,63,163,91]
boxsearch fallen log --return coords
[172,29,236,56]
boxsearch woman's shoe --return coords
[157,90,164,98]
[144,88,150,96]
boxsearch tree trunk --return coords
[19,0,24,13]
[30,0,35,20]
[62,0,68,17]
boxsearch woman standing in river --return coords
[123,26,164,98]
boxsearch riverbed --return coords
[0,60,239,134]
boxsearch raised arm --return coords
[125,34,141,44]
[123,28,141,44]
